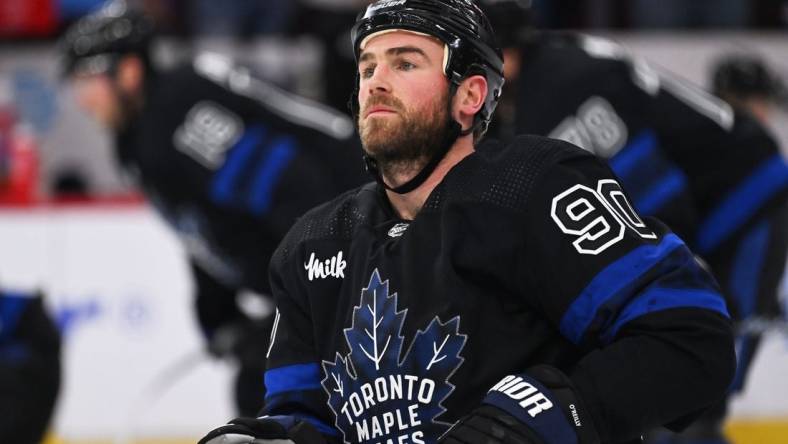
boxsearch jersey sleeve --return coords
[718,203,788,395]
[514,39,702,243]
[582,55,788,257]
[647,83,788,257]
[190,260,244,340]
[160,66,363,295]
[517,35,788,255]
[519,146,736,441]
[187,94,350,222]
[261,239,342,441]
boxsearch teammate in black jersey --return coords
[0,290,60,444]
[59,3,367,416]
[712,53,787,127]
[199,1,735,444]
[477,2,788,442]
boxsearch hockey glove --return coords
[440,366,600,444]
[198,416,327,444]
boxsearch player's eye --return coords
[360,65,376,79]
[397,61,416,71]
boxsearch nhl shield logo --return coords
[321,269,467,443]
[387,223,409,238]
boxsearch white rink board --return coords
[0,204,234,441]
[729,333,788,419]
[0,203,786,440]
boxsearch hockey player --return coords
[711,53,787,126]
[0,290,61,444]
[478,1,788,442]
[59,2,367,416]
[198,1,735,444]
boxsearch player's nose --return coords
[365,64,392,95]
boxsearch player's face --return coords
[70,73,124,130]
[357,31,453,176]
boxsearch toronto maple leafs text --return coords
[340,374,435,443]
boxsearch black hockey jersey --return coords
[495,33,788,260]
[116,52,368,302]
[262,136,735,444]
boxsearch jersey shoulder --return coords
[190,52,355,141]
[525,32,633,81]
[430,135,594,213]
[147,63,218,111]
[272,182,380,263]
[149,54,354,142]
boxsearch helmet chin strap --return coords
[363,119,473,195]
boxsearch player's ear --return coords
[453,75,487,129]
[116,54,145,96]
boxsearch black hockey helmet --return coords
[712,54,786,104]
[351,0,505,137]
[59,0,155,78]
[476,0,534,48]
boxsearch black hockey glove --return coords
[440,366,600,444]
[198,416,327,444]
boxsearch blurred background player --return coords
[711,53,788,129]
[0,65,60,444]
[58,1,367,417]
[0,289,61,444]
[479,1,788,443]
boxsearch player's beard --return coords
[359,89,453,183]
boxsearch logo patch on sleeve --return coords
[322,269,467,444]
[173,101,243,169]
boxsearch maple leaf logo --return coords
[322,269,467,444]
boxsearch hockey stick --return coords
[114,348,209,444]
[736,317,788,336]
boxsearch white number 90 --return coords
[551,179,656,255]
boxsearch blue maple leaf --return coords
[322,269,466,444]
[343,269,406,373]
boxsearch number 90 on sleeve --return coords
[551,179,656,255]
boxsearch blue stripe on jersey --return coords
[729,221,770,318]
[248,136,297,215]
[210,125,267,206]
[559,234,685,345]
[601,287,728,344]
[609,129,688,215]
[265,362,322,398]
[633,167,688,215]
[263,390,341,436]
[609,130,658,177]
[264,389,321,413]
[696,154,788,254]
[0,291,31,341]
